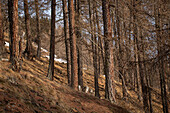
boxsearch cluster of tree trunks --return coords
[2,0,169,113]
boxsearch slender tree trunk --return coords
[96,5,104,78]
[24,0,33,60]
[35,0,41,58]
[133,2,149,111]
[8,0,13,61]
[102,0,116,103]
[131,0,141,101]
[62,0,71,86]
[0,2,5,58]
[75,0,83,88]
[47,0,56,81]
[68,0,78,89]
[140,27,153,113]
[116,0,127,99]
[154,3,169,113]
[90,0,99,97]
[9,0,21,72]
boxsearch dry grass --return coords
[0,53,129,113]
[0,39,167,113]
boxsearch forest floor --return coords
[0,39,166,113]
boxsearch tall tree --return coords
[154,2,169,113]
[23,0,33,60]
[0,2,5,59]
[47,0,56,81]
[62,0,71,85]
[102,0,116,103]
[68,0,78,89]
[116,0,127,99]
[75,0,83,89]
[92,0,99,97]
[8,0,21,71]
[35,0,41,58]
[133,0,149,112]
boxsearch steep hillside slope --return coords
[0,39,165,113]
[0,56,129,113]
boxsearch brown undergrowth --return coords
[0,40,166,113]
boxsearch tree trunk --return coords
[0,2,5,59]
[68,0,78,89]
[75,0,83,89]
[154,3,169,113]
[102,0,116,103]
[133,1,149,111]
[8,0,13,61]
[62,0,71,86]
[35,0,41,58]
[93,0,99,97]
[47,0,56,81]
[24,0,33,60]
[8,0,21,72]
[116,0,127,99]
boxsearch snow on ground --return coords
[44,55,67,64]
[54,58,67,63]
[4,41,67,63]
[41,48,48,53]
[5,42,9,47]
[41,46,67,63]
[83,68,87,70]
[1,58,9,61]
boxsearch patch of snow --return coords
[83,68,87,70]
[45,55,50,59]
[41,48,48,52]
[54,58,67,63]
[1,58,9,61]
[5,42,9,47]
[45,55,67,63]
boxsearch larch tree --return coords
[0,2,6,59]
[75,0,83,90]
[68,0,78,89]
[47,0,56,81]
[35,0,41,58]
[102,0,116,103]
[8,0,21,72]
[62,0,71,85]
[116,0,127,99]
[154,1,169,112]
[92,0,99,98]
[23,0,33,60]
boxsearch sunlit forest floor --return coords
[0,38,166,113]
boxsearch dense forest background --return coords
[0,0,169,113]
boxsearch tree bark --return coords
[0,2,5,59]
[8,0,21,72]
[133,1,149,111]
[8,0,13,61]
[75,0,83,88]
[102,0,116,103]
[47,0,56,81]
[35,0,41,58]
[116,0,127,99]
[68,0,78,89]
[154,3,169,113]
[62,0,71,86]
[24,0,33,60]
